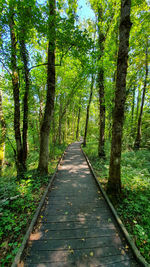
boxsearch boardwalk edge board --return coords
[11,146,69,267]
[81,145,150,267]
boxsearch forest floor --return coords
[0,143,67,266]
[83,141,150,264]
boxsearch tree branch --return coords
[0,59,12,75]
[6,136,16,157]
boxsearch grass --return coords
[0,143,67,266]
[83,141,150,263]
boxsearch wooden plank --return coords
[47,197,103,204]
[39,220,116,231]
[25,258,137,267]
[42,213,113,223]
[31,227,117,240]
[25,249,130,264]
[28,236,122,251]
[42,206,111,216]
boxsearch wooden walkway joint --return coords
[18,142,139,267]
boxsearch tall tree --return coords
[38,0,56,174]
[17,0,31,168]
[107,0,132,195]
[76,105,81,141]
[0,90,6,176]
[9,2,25,176]
[134,43,148,150]
[83,75,94,147]
[97,5,105,158]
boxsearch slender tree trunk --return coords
[97,7,105,158]
[72,108,75,141]
[58,101,63,145]
[98,67,105,157]
[0,90,6,176]
[136,87,140,121]
[38,0,56,174]
[52,111,56,144]
[131,86,135,136]
[19,37,30,168]
[134,45,148,150]
[76,106,81,140]
[107,0,132,195]
[9,7,24,177]
[83,75,94,147]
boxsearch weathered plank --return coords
[26,247,130,263]
[29,227,117,240]
[39,220,116,230]
[28,236,122,251]
[42,213,114,223]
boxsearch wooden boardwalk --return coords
[22,142,139,267]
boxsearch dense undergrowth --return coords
[0,143,67,266]
[83,141,150,263]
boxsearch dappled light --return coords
[21,142,138,266]
[29,231,43,241]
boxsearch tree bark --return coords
[58,99,63,145]
[107,0,132,195]
[97,7,105,158]
[38,0,56,174]
[19,37,30,168]
[98,67,105,157]
[76,106,81,140]
[0,90,6,176]
[83,75,94,147]
[134,44,148,150]
[9,6,24,177]
[131,86,135,136]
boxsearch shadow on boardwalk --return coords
[21,142,139,267]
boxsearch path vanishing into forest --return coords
[22,142,139,267]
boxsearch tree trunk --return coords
[52,111,56,145]
[0,90,6,176]
[19,37,30,168]
[98,67,105,157]
[131,86,135,136]
[136,87,140,121]
[107,0,132,195]
[83,75,94,147]
[134,45,148,150]
[76,106,81,140]
[97,7,105,158]
[58,101,63,145]
[9,7,24,177]
[38,0,56,174]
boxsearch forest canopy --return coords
[0,0,150,265]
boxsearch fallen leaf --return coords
[121,249,125,255]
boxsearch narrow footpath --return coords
[22,142,139,267]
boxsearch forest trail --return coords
[22,142,139,267]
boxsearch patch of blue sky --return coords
[36,0,95,20]
[77,0,95,20]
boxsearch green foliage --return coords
[0,0,150,264]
